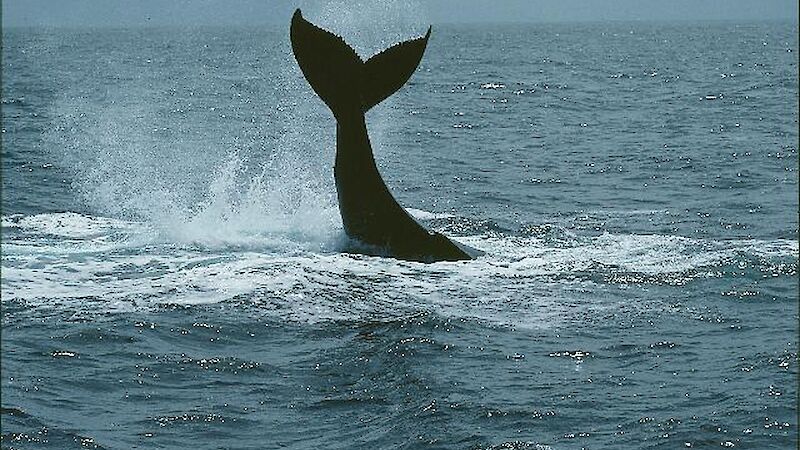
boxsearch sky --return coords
[2,0,799,28]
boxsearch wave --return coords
[2,211,796,328]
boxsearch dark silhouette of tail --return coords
[290,9,431,117]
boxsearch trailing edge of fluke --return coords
[290,9,481,262]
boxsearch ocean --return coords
[1,10,798,450]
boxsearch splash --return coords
[161,150,340,249]
[44,1,428,251]
[49,93,338,250]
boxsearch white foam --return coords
[406,208,456,221]
[4,212,136,239]
[3,212,796,329]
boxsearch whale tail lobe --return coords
[290,9,431,117]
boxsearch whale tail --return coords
[290,9,431,117]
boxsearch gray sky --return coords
[3,0,798,28]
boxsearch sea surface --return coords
[2,8,798,450]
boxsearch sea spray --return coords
[160,149,341,250]
[46,28,343,250]
[45,2,430,250]
[301,0,428,57]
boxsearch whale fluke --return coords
[291,10,431,115]
[360,27,431,111]
[290,9,481,262]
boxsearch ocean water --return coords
[2,10,798,450]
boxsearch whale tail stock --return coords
[290,9,431,117]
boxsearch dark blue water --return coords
[2,10,798,450]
